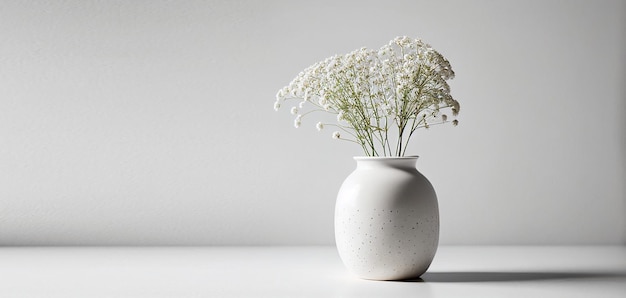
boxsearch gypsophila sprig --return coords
[274,36,460,156]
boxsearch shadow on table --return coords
[407,271,626,283]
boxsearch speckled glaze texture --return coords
[335,156,439,280]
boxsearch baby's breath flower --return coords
[274,36,459,156]
[275,89,283,101]
[319,97,327,107]
[316,122,324,131]
[294,115,302,128]
[337,111,345,122]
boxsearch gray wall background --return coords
[1,0,624,245]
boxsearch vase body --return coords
[335,156,439,280]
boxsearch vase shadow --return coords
[402,271,626,283]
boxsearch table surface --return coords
[1,246,625,298]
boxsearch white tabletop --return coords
[1,246,625,298]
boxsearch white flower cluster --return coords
[274,36,460,156]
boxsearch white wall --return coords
[0,0,624,246]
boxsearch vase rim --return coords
[354,155,419,160]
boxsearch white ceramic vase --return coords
[335,156,439,280]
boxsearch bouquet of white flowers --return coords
[274,36,460,156]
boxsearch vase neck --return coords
[354,156,419,170]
